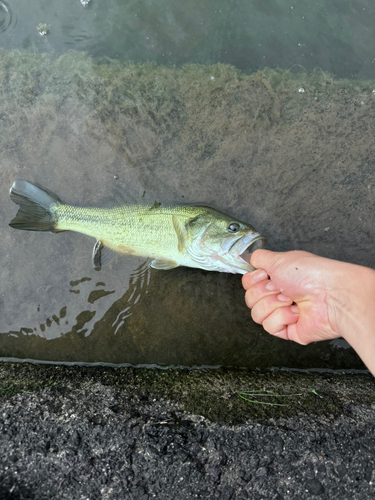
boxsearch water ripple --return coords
[0,1,17,34]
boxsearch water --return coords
[0,0,374,369]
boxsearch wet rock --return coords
[305,478,325,495]
[255,466,268,477]
[335,463,347,478]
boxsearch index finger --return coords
[242,269,268,290]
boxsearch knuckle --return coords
[251,305,263,324]
[241,273,251,289]
[244,289,256,309]
[263,308,284,334]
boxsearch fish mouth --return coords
[230,234,267,266]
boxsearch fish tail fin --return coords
[9,180,62,233]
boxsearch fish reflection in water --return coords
[111,261,151,335]
[9,180,266,274]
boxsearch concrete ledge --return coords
[1,363,374,499]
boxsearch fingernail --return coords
[277,293,291,302]
[291,305,300,313]
[252,270,268,282]
[265,281,276,291]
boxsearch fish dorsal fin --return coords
[148,201,161,211]
[99,181,140,209]
[112,180,140,205]
[92,240,117,271]
[150,259,179,270]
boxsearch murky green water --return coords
[0,0,374,369]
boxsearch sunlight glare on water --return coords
[36,23,48,36]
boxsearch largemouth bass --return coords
[9,180,266,274]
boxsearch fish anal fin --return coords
[150,259,179,270]
[92,240,117,271]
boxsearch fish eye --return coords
[228,222,240,233]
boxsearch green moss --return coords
[2,47,374,160]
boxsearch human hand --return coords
[242,250,343,344]
[242,249,375,375]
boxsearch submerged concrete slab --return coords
[0,50,374,368]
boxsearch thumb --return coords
[249,249,281,273]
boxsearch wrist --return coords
[331,263,375,373]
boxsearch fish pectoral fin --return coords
[92,240,117,271]
[150,259,179,270]
[173,213,207,252]
[172,214,188,252]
